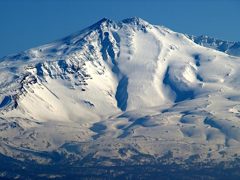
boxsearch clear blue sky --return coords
[0,0,239,57]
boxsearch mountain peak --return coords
[97,17,112,24]
[121,17,150,27]
[2,16,240,178]
[90,17,116,30]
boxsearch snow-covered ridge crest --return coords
[122,17,151,27]
[187,34,240,56]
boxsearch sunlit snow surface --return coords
[1,18,240,179]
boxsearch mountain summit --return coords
[1,18,240,178]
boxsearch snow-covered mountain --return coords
[1,17,240,179]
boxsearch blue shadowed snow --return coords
[115,76,128,111]
[163,67,194,102]
[0,96,12,109]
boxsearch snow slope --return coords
[1,17,240,177]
